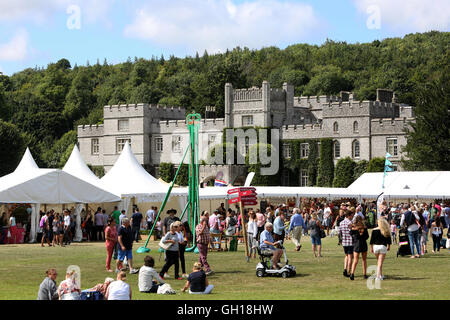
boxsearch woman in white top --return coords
[106,271,131,300]
[139,256,165,293]
[247,211,258,259]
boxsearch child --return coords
[390,220,397,244]
[431,220,443,253]
[181,262,214,295]
[155,217,162,239]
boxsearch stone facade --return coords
[78,82,415,185]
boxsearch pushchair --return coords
[397,228,411,257]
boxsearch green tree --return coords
[353,160,369,181]
[0,120,26,175]
[317,138,334,187]
[402,61,450,170]
[333,157,356,187]
[367,157,385,172]
[41,130,77,168]
[63,69,95,123]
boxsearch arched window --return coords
[353,121,359,133]
[352,139,360,158]
[333,121,339,133]
[334,141,340,159]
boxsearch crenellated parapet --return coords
[151,118,226,132]
[77,124,104,137]
[233,87,263,101]
[370,117,415,134]
[104,103,186,120]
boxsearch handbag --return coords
[319,228,326,238]
[159,238,172,250]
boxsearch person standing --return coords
[195,216,213,276]
[111,206,121,226]
[163,209,180,235]
[130,207,143,243]
[390,220,397,245]
[247,211,258,259]
[323,203,332,236]
[431,219,443,253]
[83,210,94,242]
[308,213,323,257]
[63,210,71,246]
[159,223,182,280]
[256,209,267,240]
[105,217,117,272]
[119,210,127,226]
[339,211,354,277]
[349,216,369,280]
[273,211,286,242]
[116,218,139,274]
[94,207,105,241]
[40,212,51,247]
[370,218,391,281]
[400,205,421,258]
[146,206,156,230]
[37,268,58,300]
[175,221,189,278]
[288,208,306,252]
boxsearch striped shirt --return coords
[339,218,353,247]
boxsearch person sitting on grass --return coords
[105,271,132,300]
[37,268,58,300]
[139,256,165,293]
[181,262,214,294]
[259,222,283,269]
[83,277,115,297]
[57,270,81,300]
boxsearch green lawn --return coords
[0,232,448,300]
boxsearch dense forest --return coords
[0,31,449,175]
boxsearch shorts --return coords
[118,248,133,261]
[343,246,353,255]
[373,245,387,254]
[311,235,321,246]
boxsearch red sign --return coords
[241,196,257,201]
[228,197,240,204]
[227,188,240,195]
[242,200,258,206]
[240,190,257,197]
[227,187,256,195]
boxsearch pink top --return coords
[209,214,219,230]
[390,224,397,233]
[256,213,266,228]
[105,226,117,244]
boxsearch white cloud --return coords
[0,30,29,61]
[353,0,450,32]
[123,0,321,53]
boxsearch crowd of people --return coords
[33,197,449,299]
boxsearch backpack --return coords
[228,217,237,227]
[366,210,376,228]
[39,216,47,228]
[404,211,416,227]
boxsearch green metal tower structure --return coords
[137,112,201,253]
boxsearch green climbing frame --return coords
[137,112,202,253]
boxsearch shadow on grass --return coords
[383,275,427,281]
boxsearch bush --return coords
[367,157,385,172]
[333,157,356,187]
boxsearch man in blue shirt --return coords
[259,223,283,269]
[288,208,306,251]
[273,211,286,242]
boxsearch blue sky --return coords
[0,0,448,75]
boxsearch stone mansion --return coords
[77,81,415,186]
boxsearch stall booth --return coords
[0,148,121,243]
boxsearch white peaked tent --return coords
[63,145,106,187]
[0,148,121,242]
[100,142,169,210]
[347,171,450,199]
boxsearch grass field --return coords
[0,231,448,300]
